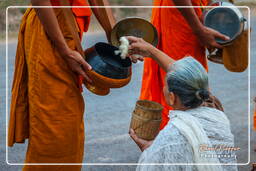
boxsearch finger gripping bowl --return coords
[204,2,245,45]
[84,42,132,96]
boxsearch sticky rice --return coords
[115,36,144,60]
[115,37,129,59]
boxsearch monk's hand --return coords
[63,49,92,83]
[195,26,230,49]
[129,129,153,152]
[126,36,154,58]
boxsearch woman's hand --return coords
[126,36,154,58]
[129,129,153,152]
[195,26,230,49]
[61,48,92,83]
[129,55,144,63]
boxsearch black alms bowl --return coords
[85,42,132,79]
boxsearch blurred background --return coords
[0,0,255,171]
[1,0,256,39]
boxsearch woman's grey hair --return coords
[166,57,209,108]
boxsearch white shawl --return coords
[136,107,237,171]
[171,107,229,171]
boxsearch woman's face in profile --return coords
[163,80,172,107]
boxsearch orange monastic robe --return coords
[140,0,209,129]
[8,1,91,170]
[254,97,256,130]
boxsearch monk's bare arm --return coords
[31,0,92,82]
[208,0,213,5]
[172,0,229,48]
[88,0,115,42]
[172,0,204,35]
[31,0,69,55]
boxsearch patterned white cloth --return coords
[136,107,238,171]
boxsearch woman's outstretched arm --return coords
[126,36,175,72]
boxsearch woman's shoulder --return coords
[189,106,225,114]
[187,106,230,124]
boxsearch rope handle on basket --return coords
[131,111,162,132]
[59,0,86,92]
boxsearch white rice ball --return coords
[114,36,129,59]
[115,36,144,60]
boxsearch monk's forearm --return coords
[88,0,115,42]
[31,0,69,55]
[149,47,175,72]
[207,0,213,5]
[172,0,204,34]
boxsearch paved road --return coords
[1,19,255,171]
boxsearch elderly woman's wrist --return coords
[148,46,158,59]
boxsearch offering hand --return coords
[126,36,154,58]
[129,54,144,63]
[115,36,144,63]
[129,129,153,152]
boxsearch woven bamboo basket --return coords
[129,100,163,140]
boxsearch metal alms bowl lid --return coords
[204,2,245,45]
[110,17,159,47]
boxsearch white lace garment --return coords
[136,107,238,171]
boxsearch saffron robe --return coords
[254,97,256,130]
[254,109,256,131]
[140,0,209,130]
[8,1,91,170]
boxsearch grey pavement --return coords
[1,19,256,171]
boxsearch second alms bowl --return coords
[111,17,159,47]
[84,42,132,96]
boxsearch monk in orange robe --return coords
[140,0,229,129]
[8,0,114,170]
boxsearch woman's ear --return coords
[168,92,175,106]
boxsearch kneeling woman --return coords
[127,36,238,171]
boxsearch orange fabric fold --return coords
[254,98,256,131]
[51,0,92,36]
[140,0,209,130]
[8,7,90,171]
[254,111,256,131]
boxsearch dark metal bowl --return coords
[111,17,159,47]
[204,2,245,45]
[85,42,132,79]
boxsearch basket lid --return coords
[136,100,163,111]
